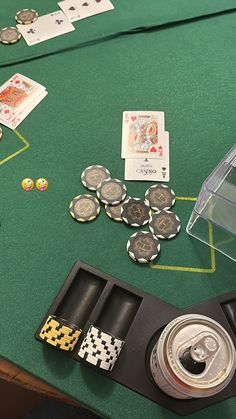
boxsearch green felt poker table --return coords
[1,0,236,417]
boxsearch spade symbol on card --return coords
[95,0,102,2]
[82,2,89,5]
[27,28,36,34]
[69,6,76,10]
[158,145,163,157]
[162,167,166,179]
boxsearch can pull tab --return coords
[190,335,219,362]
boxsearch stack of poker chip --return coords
[0,9,38,45]
[39,315,82,352]
[78,325,124,371]
[69,164,181,264]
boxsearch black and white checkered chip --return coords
[78,325,124,371]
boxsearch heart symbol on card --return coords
[150,146,157,153]
[131,116,137,122]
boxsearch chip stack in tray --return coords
[39,315,82,351]
[68,164,181,264]
[78,325,124,371]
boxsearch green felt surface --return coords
[0,1,236,418]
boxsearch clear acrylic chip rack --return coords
[186,144,236,262]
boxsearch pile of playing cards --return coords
[16,1,114,47]
[0,74,47,129]
[17,11,75,46]
[121,111,170,182]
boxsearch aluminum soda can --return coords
[150,314,236,399]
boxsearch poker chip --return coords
[145,184,176,211]
[127,231,160,263]
[69,194,100,222]
[149,210,181,239]
[0,127,2,141]
[96,178,127,205]
[81,165,111,191]
[0,27,21,45]
[15,9,39,25]
[78,325,124,371]
[121,198,151,227]
[39,315,82,351]
[105,200,126,222]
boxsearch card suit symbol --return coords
[150,146,157,153]
[162,167,166,171]
[69,6,76,10]
[158,145,163,149]
[4,109,10,114]
[144,158,149,162]
[95,0,101,2]
[82,2,89,5]
[131,116,137,122]
[27,28,35,34]
[55,19,63,24]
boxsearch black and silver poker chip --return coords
[105,201,124,222]
[0,127,2,140]
[15,9,39,25]
[145,184,176,211]
[127,231,160,263]
[81,165,111,191]
[96,178,127,205]
[69,194,100,222]
[0,27,21,44]
[149,210,181,239]
[121,198,151,227]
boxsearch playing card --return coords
[58,0,114,22]
[17,11,75,46]
[0,74,46,123]
[124,132,170,181]
[0,91,48,129]
[122,111,165,159]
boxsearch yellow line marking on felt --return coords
[176,196,197,201]
[0,129,29,166]
[150,196,216,274]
